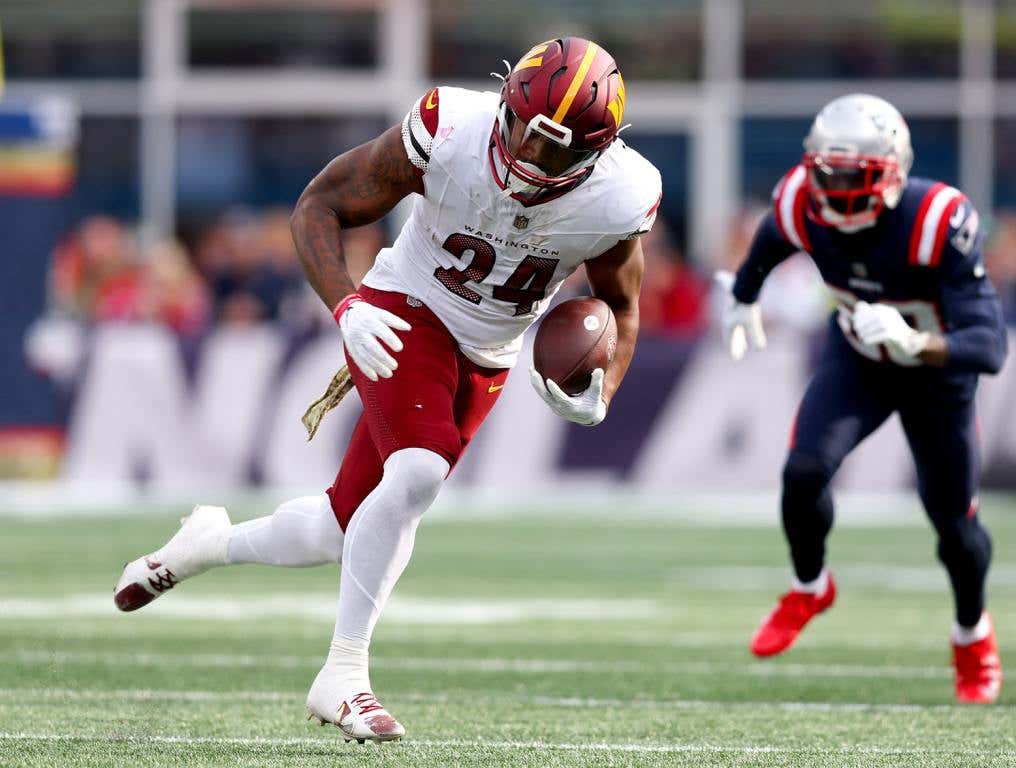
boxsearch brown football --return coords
[533,297,617,395]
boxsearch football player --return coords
[718,94,1007,703]
[113,37,662,740]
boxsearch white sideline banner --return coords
[60,325,1016,495]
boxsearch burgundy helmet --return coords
[491,37,627,202]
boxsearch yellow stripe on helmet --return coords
[551,41,599,124]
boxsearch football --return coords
[533,297,617,395]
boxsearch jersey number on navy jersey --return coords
[434,232,560,316]
[829,285,944,367]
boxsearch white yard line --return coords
[9,622,971,651]
[0,686,997,714]
[7,559,1014,627]
[7,648,953,680]
[0,731,1010,756]
[0,484,938,527]
[668,564,1016,591]
[0,688,298,703]
[0,594,656,623]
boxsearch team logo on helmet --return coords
[606,74,626,128]
[513,41,551,72]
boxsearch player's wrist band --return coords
[332,293,363,325]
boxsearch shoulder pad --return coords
[772,165,812,253]
[603,145,662,239]
[907,182,966,267]
[623,191,663,240]
[401,87,441,172]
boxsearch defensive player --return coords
[718,94,1007,703]
[113,37,662,740]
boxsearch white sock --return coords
[226,494,343,566]
[324,636,371,694]
[792,568,829,595]
[325,448,448,692]
[952,613,991,646]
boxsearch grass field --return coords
[3,496,1016,767]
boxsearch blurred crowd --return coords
[48,209,354,338]
[45,209,711,339]
[42,206,1016,342]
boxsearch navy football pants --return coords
[782,344,991,627]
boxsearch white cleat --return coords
[306,669,405,743]
[113,505,231,612]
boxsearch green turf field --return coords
[2,497,1016,767]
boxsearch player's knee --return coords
[383,448,449,512]
[782,451,834,497]
[936,516,992,567]
[277,495,342,561]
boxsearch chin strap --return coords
[501,166,543,199]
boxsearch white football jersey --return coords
[361,86,662,369]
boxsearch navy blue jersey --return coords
[733,165,1008,400]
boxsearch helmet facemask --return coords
[804,152,903,231]
[491,101,600,202]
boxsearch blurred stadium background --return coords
[3,3,1016,766]
[4,0,1016,506]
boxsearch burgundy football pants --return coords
[327,286,509,531]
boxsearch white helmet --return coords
[802,93,913,231]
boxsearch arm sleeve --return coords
[731,212,799,304]
[939,210,1009,374]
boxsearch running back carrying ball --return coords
[533,297,617,395]
[114,36,660,742]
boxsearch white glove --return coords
[715,270,766,361]
[334,294,412,381]
[529,367,607,427]
[852,301,929,358]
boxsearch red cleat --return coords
[750,573,836,657]
[953,615,1002,704]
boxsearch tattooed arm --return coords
[290,125,424,309]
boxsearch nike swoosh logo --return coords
[425,91,438,110]
[487,384,504,394]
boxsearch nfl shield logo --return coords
[513,214,529,229]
